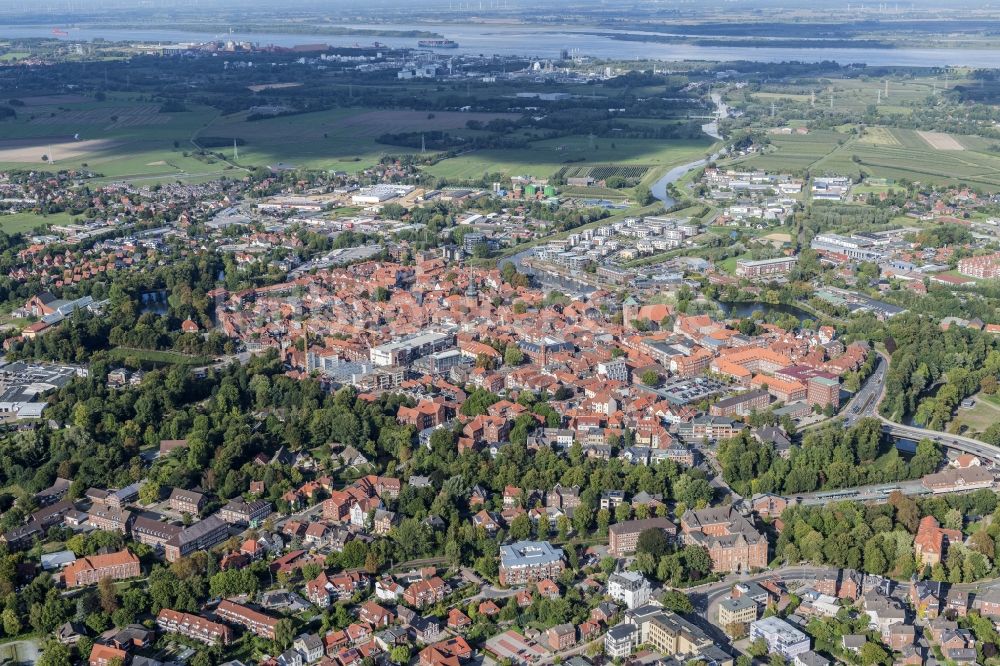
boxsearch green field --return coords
[425,136,715,181]
[736,126,1000,189]
[740,129,847,173]
[950,392,1000,434]
[0,95,235,183]
[735,76,945,116]
[0,211,78,235]
[201,107,521,173]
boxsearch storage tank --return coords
[543,185,557,196]
[524,185,537,197]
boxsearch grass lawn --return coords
[717,256,739,274]
[951,392,1000,434]
[0,211,79,235]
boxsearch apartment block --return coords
[164,514,229,562]
[157,608,233,646]
[608,518,677,556]
[499,541,565,586]
[215,600,278,640]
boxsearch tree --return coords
[888,491,920,533]
[508,514,532,541]
[640,369,660,387]
[859,641,889,666]
[636,528,670,558]
[37,640,72,666]
[139,480,162,505]
[390,646,411,665]
[98,576,118,614]
[536,512,550,540]
[504,344,524,367]
[273,618,295,649]
[660,589,693,614]
[1,607,20,636]
[596,509,611,536]
[682,546,712,580]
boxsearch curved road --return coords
[696,564,1000,633]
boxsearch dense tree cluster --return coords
[776,489,1000,583]
[717,418,942,497]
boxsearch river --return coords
[11,22,1000,67]
[715,301,812,320]
[651,93,727,207]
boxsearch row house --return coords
[157,609,233,646]
[215,600,279,640]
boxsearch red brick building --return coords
[680,506,768,573]
[215,600,278,639]
[806,375,840,409]
[63,549,140,588]
[157,608,233,646]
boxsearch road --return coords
[696,565,840,629]
[841,354,887,428]
[696,564,1000,633]
[880,419,1000,463]
[855,352,1000,461]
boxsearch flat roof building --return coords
[750,616,810,659]
[499,541,565,586]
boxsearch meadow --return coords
[0,90,715,190]
[737,125,1000,190]
[202,108,519,173]
[740,75,945,116]
[424,136,715,181]
[0,94,234,183]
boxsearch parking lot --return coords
[657,376,729,405]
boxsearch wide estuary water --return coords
[7,22,1000,67]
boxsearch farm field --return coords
[202,108,520,172]
[736,76,945,115]
[425,136,714,181]
[0,95,233,182]
[736,125,1000,190]
[738,129,846,172]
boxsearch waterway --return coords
[650,93,727,207]
[12,23,1000,67]
[715,300,812,320]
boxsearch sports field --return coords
[0,211,77,235]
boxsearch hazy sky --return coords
[0,0,994,16]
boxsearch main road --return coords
[695,564,1000,634]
